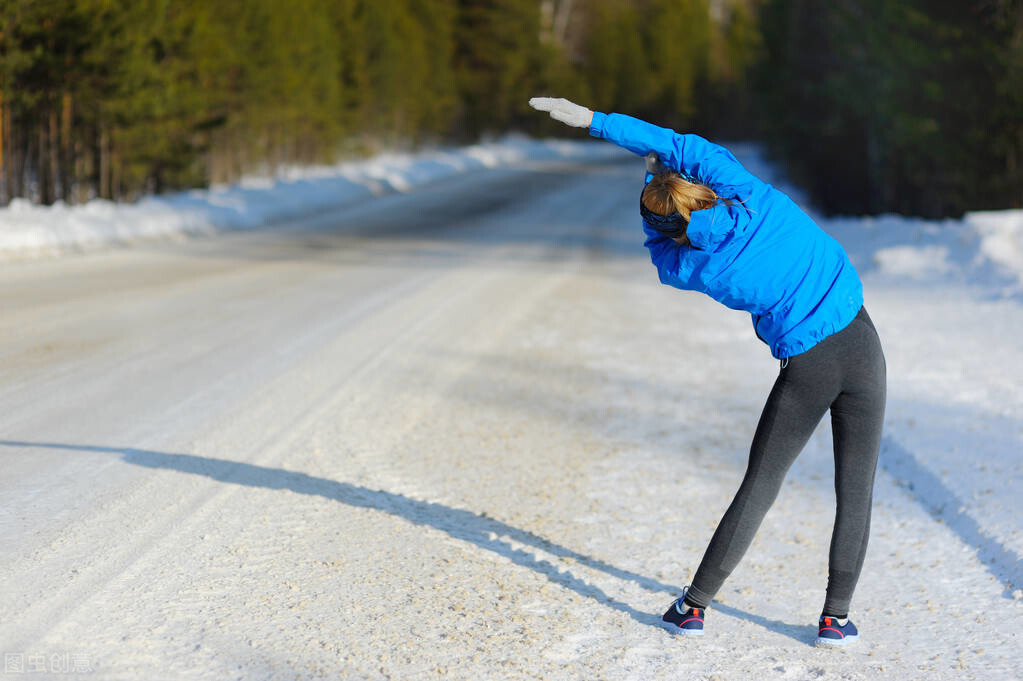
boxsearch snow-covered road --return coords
[1,156,1020,680]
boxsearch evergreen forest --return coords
[1,0,1020,217]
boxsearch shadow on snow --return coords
[0,439,810,644]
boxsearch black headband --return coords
[640,200,686,233]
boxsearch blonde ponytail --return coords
[641,172,725,246]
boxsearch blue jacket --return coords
[589,111,863,359]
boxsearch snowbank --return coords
[822,210,1023,299]
[0,136,624,261]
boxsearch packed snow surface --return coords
[0,139,1020,680]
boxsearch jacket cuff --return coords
[588,111,607,138]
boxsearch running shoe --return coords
[815,615,859,647]
[661,586,705,636]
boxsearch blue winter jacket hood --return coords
[589,112,863,359]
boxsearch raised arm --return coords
[590,112,759,198]
[529,97,760,199]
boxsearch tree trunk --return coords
[553,0,573,46]
[49,109,59,202]
[74,133,86,203]
[13,114,27,200]
[111,137,121,201]
[60,93,72,202]
[0,88,6,206]
[99,125,110,200]
[39,116,52,204]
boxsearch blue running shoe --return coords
[815,615,859,647]
[661,586,705,636]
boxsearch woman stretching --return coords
[529,97,886,647]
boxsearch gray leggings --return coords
[686,307,886,616]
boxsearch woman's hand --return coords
[528,97,593,129]
[645,152,670,175]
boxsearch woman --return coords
[529,97,886,647]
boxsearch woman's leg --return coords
[685,345,843,608]
[822,314,887,617]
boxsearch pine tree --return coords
[454,0,546,136]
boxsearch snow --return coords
[0,135,623,261]
[1,138,1021,680]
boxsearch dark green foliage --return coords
[454,0,544,136]
[5,0,1014,216]
[755,0,1023,217]
[0,0,748,204]
[1,0,749,204]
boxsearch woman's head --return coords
[641,172,721,246]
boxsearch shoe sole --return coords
[661,621,704,637]
[814,634,858,647]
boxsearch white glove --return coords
[528,97,594,129]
